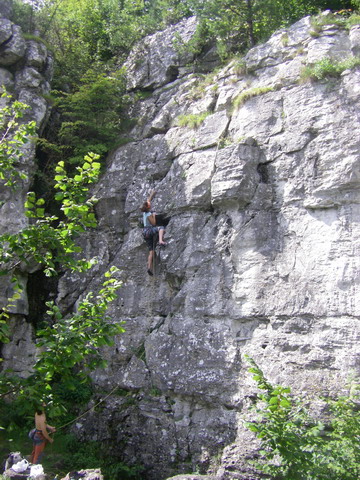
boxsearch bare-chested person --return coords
[30,403,56,464]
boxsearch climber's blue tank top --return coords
[143,212,152,227]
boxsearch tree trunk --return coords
[246,0,255,47]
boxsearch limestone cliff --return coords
[2,10,360,480]
[0,4,53,376]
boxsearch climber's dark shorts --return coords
[145,234,157,251]
[145,226,164,251]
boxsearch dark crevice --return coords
[166,65,179,84]
[257,163,269,183]
[26,270,58,326]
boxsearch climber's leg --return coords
[158,226,166,246]
[147,249,154,275]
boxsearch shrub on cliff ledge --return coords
[300,56,360,81]
[176,111,210,129]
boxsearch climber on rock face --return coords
[140,189,166,276]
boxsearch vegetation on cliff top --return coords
[11,0,357,181]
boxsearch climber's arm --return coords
[147,189,156,203]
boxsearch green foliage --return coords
[0,277,23,344]
[0,90,36,188]
[0,426,142,480]
[0,152,101,278]
[12,1,141,181]
[53,69,128,165]
[309,11,348,36]
[180,0,343,59]
[176,111,210,128]
[346,12,360,25]
[21,0,155,87]
[233,85,275,109]
[11,0,37,34]
[33,266,124,403]
[309,10,360,35]
[173,20,211,59]
[0,95,124,416]
[60,435,143,480]
[145,0,193,27]
[245,355,360,480]
[300,55,360,81]
[0,267,123,414]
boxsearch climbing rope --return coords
[152,232,156,276]
[56,384,120,431]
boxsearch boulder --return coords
[60,469,103,480]
[0,0,12,19]
[124,17,199,90]
[0,24,26,66]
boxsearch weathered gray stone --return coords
[211,142,262,209]
[0,0,12,19]
[81,16,360,480]
[0,18,13,45]
[0,195,30,235]
[15,67,43,88]
[349,24,360,55]
[1,316,36,377]
[25,40,48,69]
[17,89,48,127]
[61,469,103,480]
[0,14,53,377]
[166,476,216,480]
[3,469,29,480]
[0,67,14,88]
[3,12,360,480]
[125,17,199,90]
[0,24,26,66]
[306,29,350,64]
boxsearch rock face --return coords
[0,0,12,20]
[64,13,360,479]
[2,11,360,480]
[0,10,53,375]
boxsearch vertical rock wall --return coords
[2,10,360,480]
[0,6,53,376]
[56,13,360,479]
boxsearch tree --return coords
[0,90,36,188]
[0,92,123,416]
[51,68,128,166]
[246,356,360,480]
[178,0,355,57]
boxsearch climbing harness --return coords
[142,225,158,239]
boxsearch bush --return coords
[53,68,128,165]
[176,111,210,129]
[60,436,143,480]
[300,56,360,81]
[246,356,360,480]
[233,86,275,109]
